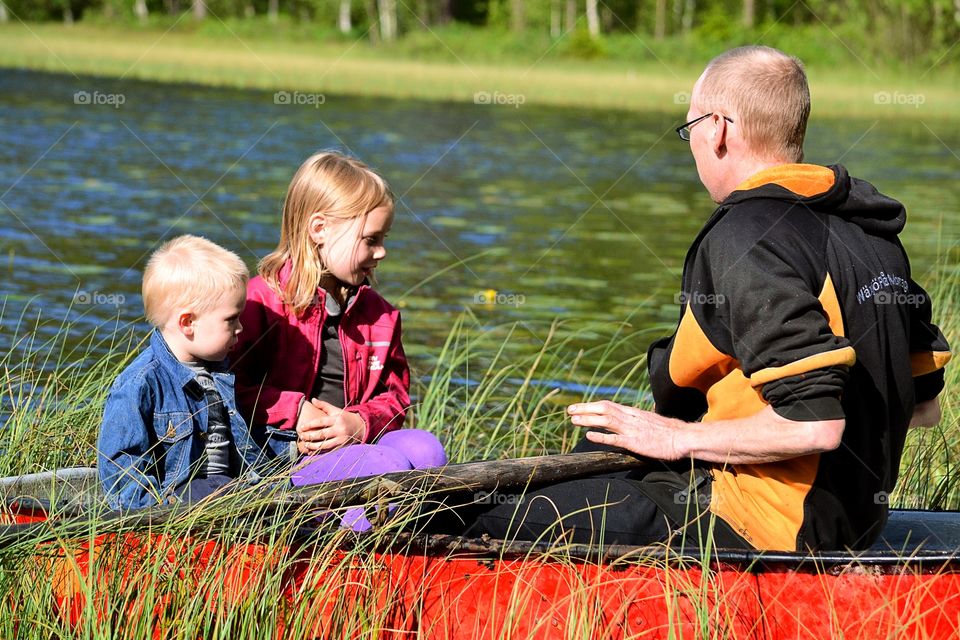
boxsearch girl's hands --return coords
[296,399,366,455]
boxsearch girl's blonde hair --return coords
[260,151,394,316]
[143,235,249,328]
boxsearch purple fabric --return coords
[290,429,446,532]
[290,429,446,486]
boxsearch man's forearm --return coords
[572,401,845,464]
[674,404,845,465]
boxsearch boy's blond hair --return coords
[142,235,249,328]
[698,46,810,163]
[259,151,394,317]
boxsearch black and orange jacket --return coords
[648,163,951,551]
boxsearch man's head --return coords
[686,46,810,202]
[143,235,249,362]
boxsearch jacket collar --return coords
[149,330,202,391]
[723,163,849,210]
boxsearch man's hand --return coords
[296,399,366,455]
[568,400,685,460]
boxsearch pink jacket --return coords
[230,263,410,444]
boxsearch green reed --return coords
[0,265,955,639]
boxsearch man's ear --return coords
[177,311,195,337]
[307,213,326,246]
[712,113,729,157]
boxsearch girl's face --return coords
[317,206,393,287]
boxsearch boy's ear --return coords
[177,311,195,337]
[307,213,326,246]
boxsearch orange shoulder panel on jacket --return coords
[734,164,836,198]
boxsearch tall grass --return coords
[0,267,956,638]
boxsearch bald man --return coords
[469,46,951,551]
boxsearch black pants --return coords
[460,440,751,549]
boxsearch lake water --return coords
[1,69,957,383]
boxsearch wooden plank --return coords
[286,451,648,509]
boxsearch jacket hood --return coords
[723,163,906,236]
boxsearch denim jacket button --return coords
[166,421,176,439]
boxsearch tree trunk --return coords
[192,0,206,20]
[654,0,666,39]
[565,0,576,31]
[932,0,942,46]
[510,0,526,31]
[365,0,381,43]
[164,0,180,16]
[742,0,754,28]
[378,0,397,41]
[134,0,149,22]
[438,0,452,24]
[0,2,9,23]
[268,0,278,22]
[681,0,694,34]
[585,0,599,37]
[339,0,352,33]
[63,3,74,24]
[550,0,561,37]
[416,0,429,27]
[244,3,255,18]
[601,4,613,30]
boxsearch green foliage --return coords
[4,0,958,69]
[561,27,608,59]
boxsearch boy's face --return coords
[183,289,246,362]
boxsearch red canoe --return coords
[3,466,960,639]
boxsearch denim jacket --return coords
[97,331,265,510]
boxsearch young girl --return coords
[231,151,446,529]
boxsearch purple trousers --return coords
[290,429,447,531]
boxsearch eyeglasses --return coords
[675,113,735,141]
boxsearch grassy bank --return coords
[0,268,956,636]
[1,21,958,118]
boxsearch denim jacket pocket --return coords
[152,411,194,491]
[155,412,193,443]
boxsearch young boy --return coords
[98,235,265,510]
